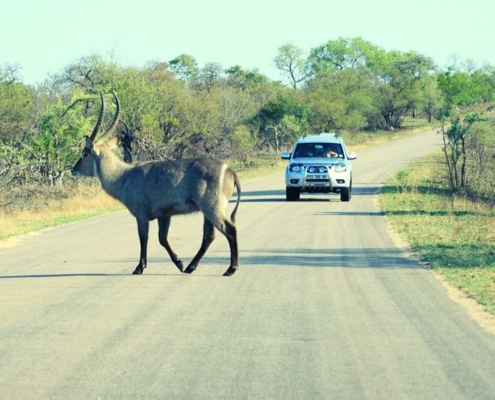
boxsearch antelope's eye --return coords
[82,152,89,158]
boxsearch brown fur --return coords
[72,93,241,276]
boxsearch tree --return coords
[466,116,495,201]
[273,42,311,89]
[1,63,24,84]
[421,74,443,123]
[113,62,181,162]
[230,125,255,164]
[2,92,93,187]
[169,54,199,82]
[56,54,109,93]
[225,65,269,91]
[436,59,495,108]
[307,39,438,130]
[438,111,487,195]
[471,68,495,105]
[256,92,309,151]
[304,68,374,132]
[308,37,385,73]
[0,76,35,143]
[370,51,436,129]
[196,62,224,93]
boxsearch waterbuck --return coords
[71,92,241,276]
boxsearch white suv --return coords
[281,133,357,201]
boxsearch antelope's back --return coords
[128,158,235,206]
[185,158,236,200]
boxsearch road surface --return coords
[2,129,495,399]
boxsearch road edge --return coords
[380,200,495,336]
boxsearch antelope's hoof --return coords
[175,260,184,272]
[132,267,144,275]
[223,266,238,276]
[183,265,196,274]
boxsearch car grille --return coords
[306,177,329,182]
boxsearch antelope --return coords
[71,92,241,276]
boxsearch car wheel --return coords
[340,182,352,202]
[286,187,300,201]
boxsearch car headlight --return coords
[289,164,302,172]
[334,163,347,172]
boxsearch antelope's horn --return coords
[89,92,105,141]
[97,90,121,144]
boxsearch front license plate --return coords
[307,174,326,179]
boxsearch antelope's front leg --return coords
[132,218,149,275]
[183,217,215,274]
[158,217,184,272]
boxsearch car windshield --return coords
[293,143,344,158]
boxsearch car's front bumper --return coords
[285,170,350,192]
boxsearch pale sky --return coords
[2,0,494,85]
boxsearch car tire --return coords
[340,182,352,202]
[286,187,300,201]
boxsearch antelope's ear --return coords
[105,136,120,150]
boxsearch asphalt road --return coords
[2,129,495,399]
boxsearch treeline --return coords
[1,37,494,203]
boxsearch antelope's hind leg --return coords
[183,217,216,274]
[220,218,239,276]
[158,217,184,272]
[205,212,239,276]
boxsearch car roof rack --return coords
[301,132,338,140]
[319,132,338,137]
[299,133,341,142]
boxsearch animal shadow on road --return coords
[0,247,420,279]
[0,273,131,279]
[197,247,422,270]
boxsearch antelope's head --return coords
[71,91,121,178]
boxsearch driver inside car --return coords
[325,145,339,158]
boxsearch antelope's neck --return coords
[96,151,132,200]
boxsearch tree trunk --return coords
[121,131,134,163]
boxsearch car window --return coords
[293,144,313,158]
[293,143,344,158]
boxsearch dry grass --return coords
[0,184,123,240]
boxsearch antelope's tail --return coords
[230,168,241,223]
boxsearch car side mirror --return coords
[347,152,357,160]
[281,152,291,160]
